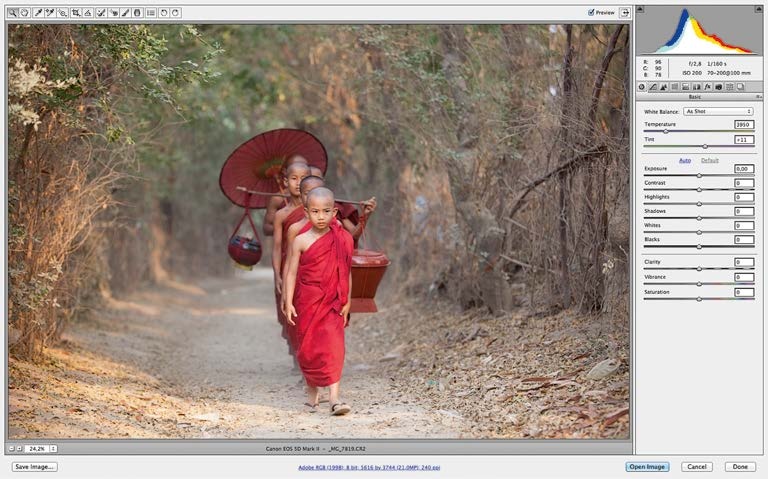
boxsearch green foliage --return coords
[9,261,63,316]
[87,24,222,112]
[8,23,628,355]
[89,24,169,70]
[8,24,227,359]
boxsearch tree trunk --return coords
[439,25,508,312]
[556,25,575,309]
[584,25,625,311]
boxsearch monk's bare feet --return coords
[306,385,319,410]
[327,382,348,414]
[328,383,340,399]
[304,386,330,403]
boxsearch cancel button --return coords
[682,462,713,472]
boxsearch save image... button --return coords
[626,462,670,472]
[12,462,58,472]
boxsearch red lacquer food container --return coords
[350,249,390,313]
[228,235,263,269]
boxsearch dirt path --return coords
[10,269,629,440]
[9,269,466,439]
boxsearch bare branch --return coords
[508,145,608,219]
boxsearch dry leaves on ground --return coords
[353,298,630,439]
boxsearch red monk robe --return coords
[284,209,357,353]
[336,202,359,224]
[293,222,353,387]
[275,206,310,356]
[286,221,312,353]
[335,202,361,248]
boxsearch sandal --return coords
[304,402,319,413]
[330,403,351,416]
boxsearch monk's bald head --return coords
[309,166,323,178]
[286,154,308,167]
[300,175,325,193]
[305,187,337,229]
[306,186,335,208]
[285,162,310,177]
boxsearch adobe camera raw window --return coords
[2,1,765,478]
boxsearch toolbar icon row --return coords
[638,82,747,93]
[8,6,182,19]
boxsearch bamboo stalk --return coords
[235,186,288,198]
[235,186,364,205]
[334,198,364,205]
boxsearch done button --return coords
[626,462,670,472]
[725,462,756,472]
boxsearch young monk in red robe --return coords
[300,168,364,240]
[263,156,321,236]
[270,162,367,243]
[280,175,326,352]
[280,176,351,399]
[283,187,354,415]
[271,162,311,356]
[281,176,377,319]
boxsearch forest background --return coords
[8,23,631,439]
[7,23,629,365]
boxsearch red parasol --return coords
[219,128,328,209]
